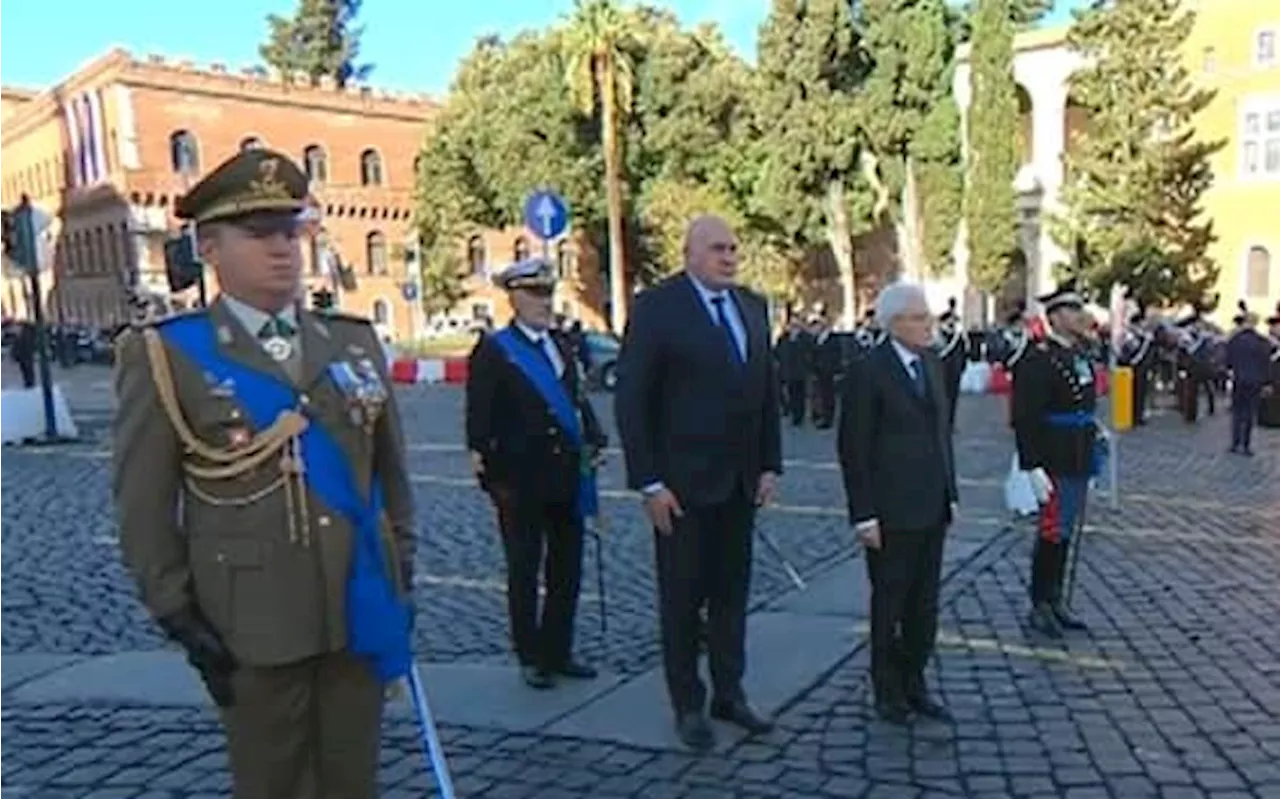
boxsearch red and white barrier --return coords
[959,361,1109,396]
[389,357,468,385]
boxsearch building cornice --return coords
[2,47,439,145]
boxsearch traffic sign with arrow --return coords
[523,189,570,242]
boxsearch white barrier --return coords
[417,359,446,384]
[1,386,80,444]
[960,361,993,394]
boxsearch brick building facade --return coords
[1,49,606,340]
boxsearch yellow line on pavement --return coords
[850,622,1124,671]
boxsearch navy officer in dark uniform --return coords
[1011,281,1106,638]
[465,258,607,689]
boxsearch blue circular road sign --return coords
[523,190,570,241]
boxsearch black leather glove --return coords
[159,606,237,708]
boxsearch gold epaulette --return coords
[140,327,314,546]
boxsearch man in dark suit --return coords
[1224,307,1273,456]
[466,258,607,689]
[837,281,957,726]
[615,214,783,751]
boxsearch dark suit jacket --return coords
[615,273,783,507]
[837,339,957,533]
[1225,329,1272,386]
[465,326,606,503]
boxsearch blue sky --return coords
[1,0,1085,97]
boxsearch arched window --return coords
[1245,246,1272,298]
[467,235,485,276]
[169,130,200,175]
[555,241,574,278]
[360,149,383,186]
[372,298,390,326]
[303,145,328,184]
[366,231,387,275]
[239,136,263,152]
[513,236,529,262]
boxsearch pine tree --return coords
[754,0,873,326]
[856,0,964,281]
[260,0,372,88]
[964,0,1018,294]
[1052,0,1223,308]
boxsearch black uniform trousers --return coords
[654,485,755,715]
[812,374,837,427]
[865,523,946,705]
[1131,363,1150,424]
[492,487,584,670]
[1230,382,1262,451]
[785,379,808,426]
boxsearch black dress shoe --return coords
[553,660,598,680]
[676,712,715,751]
[521,665,554,690]
[907,694,953,722]
[710,700,774,734]
[1028,603,1063,638]
[1052,604,1088,631]
[875,700,911,725]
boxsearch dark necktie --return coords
[533,335,560,377]
[710,295,744,364]
[909,358,927,397]
[257,315,296,339]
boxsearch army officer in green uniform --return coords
[112,147,416,799]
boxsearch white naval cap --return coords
[493,257,557,291]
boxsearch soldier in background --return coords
[809,315,841,429]
[775,317,813,426]
[10,320,36,388]
[466,259,606,689]
[1224,306,1272,455]
[935,298,966,429]
[114,148,416,798]
[1259,306,1280,429]
[1119,306,1156,426]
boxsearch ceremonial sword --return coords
[407,664,457,799]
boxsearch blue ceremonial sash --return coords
[157,315,411,683]
[1045,410,1107,478]
[491,327,600,521]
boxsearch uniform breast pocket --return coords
[189,536,270,638]
[187,396,256,451]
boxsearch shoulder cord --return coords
[142,328,312,546]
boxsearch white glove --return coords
[1023,468,1053,504]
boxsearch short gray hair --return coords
[873,281,929,325]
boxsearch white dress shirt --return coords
[514,320,564,378]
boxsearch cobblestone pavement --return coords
[4,371,1279,797]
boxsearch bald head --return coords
[683,214,739,289]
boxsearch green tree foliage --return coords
[856,0,964,281]
[260,0,371,87]
[563,0,639,332]
[1052,0,1223,309]
[753,0,874,326]
[412,8,792,318]
[964,0,1019,293]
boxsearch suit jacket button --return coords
[216,553,226,564]
[548,427,558,435]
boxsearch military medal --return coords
[227,427,251,449]
[263,336,293,362]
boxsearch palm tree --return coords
[563,0,637,333]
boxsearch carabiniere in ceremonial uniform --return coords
[112,148,415,799]
[1011,281,1107,639]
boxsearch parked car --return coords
[582,331,621,391]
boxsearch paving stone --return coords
[3,384,1278,797]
